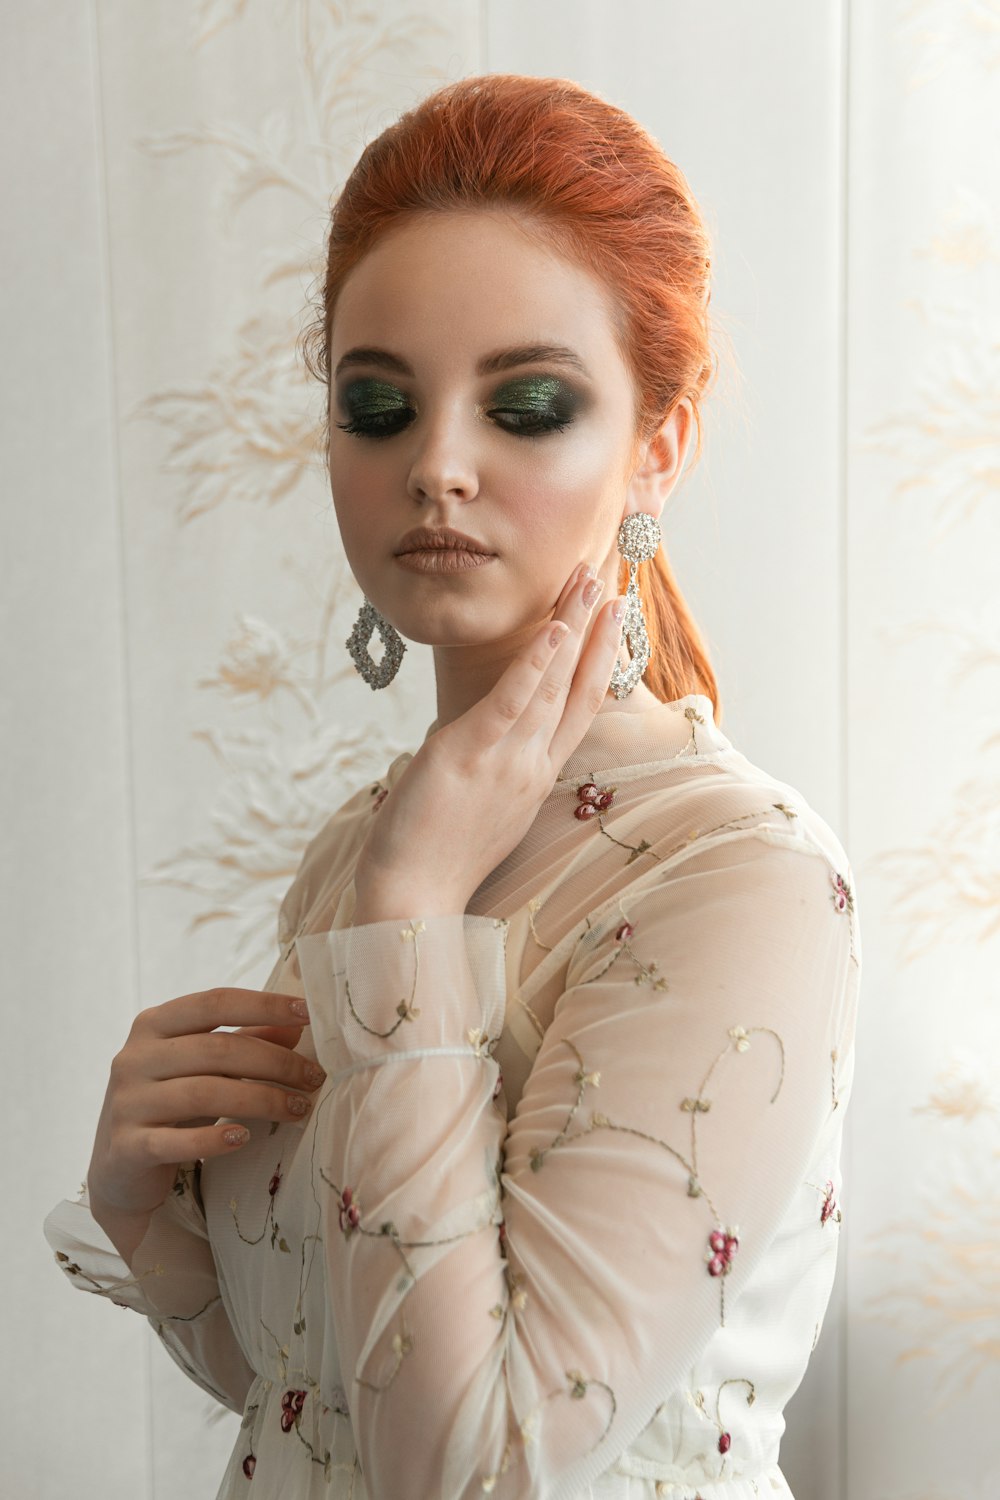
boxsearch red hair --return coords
[300,73,729,724]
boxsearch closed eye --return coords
[335,407,575,439]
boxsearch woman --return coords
[45,75,861,1500]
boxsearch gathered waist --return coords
[590,1463,789,1499]
[240,1373,788,1500]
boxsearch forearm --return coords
[351,870,469,927]
[88,1191,154,1268]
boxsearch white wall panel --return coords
[844,4,1000,1499]
[1,3,151,1497]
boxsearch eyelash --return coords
[334,407,574,440]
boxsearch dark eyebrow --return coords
[333,343,591,381]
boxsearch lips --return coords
[394,527,494,556]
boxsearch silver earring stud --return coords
[346,599,406,690]
[609,512,661,700]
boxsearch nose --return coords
[404,406,480,507]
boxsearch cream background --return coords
[3,1,996,1497]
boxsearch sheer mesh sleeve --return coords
[39,941,303,1414]
[292,822,858,1499]
[42,1161,256,1414]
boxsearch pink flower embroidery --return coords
[242,1452,256,1477]
[574,781,616,820]
[268,1171,281,1198]
[280,1388,306,1432]
[338,1186,361,1236]
[615,921,635,942]
[705,1226,739,1277]
[820,1179,842,1225]
[830,871,853,914]
[371,783,389,813]
[493,1068,504,1100]
[718,1432,732,1454]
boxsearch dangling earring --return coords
[346,599,406,690]
[609,512,661,700]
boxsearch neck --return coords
[427,624,661,732]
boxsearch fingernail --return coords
[612,596,627,623]
[582,577,605,610]
[548,621,569,648]
[288,997,309,1019]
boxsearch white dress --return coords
[44,695,861,1500]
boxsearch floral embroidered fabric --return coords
[43,694,861,1500]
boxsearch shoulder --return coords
[565,750,859,975]
[631,741,853,877]
[276,754,411,945]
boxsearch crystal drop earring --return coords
[345,599,406,690]
[608,512,661,700]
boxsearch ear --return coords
[624,397,694,521]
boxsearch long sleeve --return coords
[43,1162,257,1414]
[293,822,858,1499]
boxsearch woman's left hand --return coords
[352,562,624,924]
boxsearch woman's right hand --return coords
[86,987,326,1225]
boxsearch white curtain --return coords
[5,2,996,1496]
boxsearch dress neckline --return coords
[388,693,731,790]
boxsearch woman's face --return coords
[326,208,646,650]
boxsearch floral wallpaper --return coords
[845,2,999,1496]
[117,0,468,980]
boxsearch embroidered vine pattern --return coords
[581,906,669,991]
[571,778,658,865]
[566,784,806,883]
[812,1176,843,1226]
[252,1332,337,1477]
[51,778,855,1493]
[344,918,425,1036]
[308,1014,506,1399]
[527,896,554,952]
[479,1370,618,1492]
[688,1378,757,1474]
[53,1163,224,1319]
[522,1015,786,1329]
[828,867,859,967]
[50,1247,227,1324]
[830,870,854,915]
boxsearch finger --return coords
[150,1029,323,1094]
[149,1074,318,1130]
[549,559,594,620]
[234,1023,305,1049]
[135,988,307,1041]
[479,617,571,739]
[514,568,607,739]
[547,596,626,768]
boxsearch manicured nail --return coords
[582,577,605,610]
[288,997,309,1019]
[612,596,627,623]
[549,621,569,648]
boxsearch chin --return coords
[384,600,533,650]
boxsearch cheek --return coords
[328,449,393,541]
[501,437,622,556]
